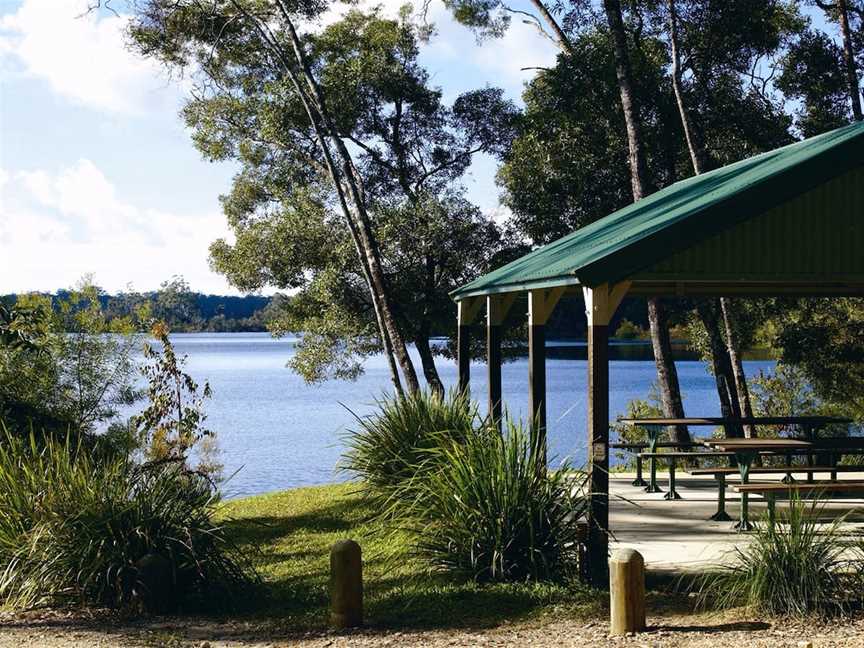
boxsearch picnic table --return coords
[618,416,853,495]
[704,437,813,531]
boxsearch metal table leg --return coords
[644,425,663,494]
[709,473,732,521]
[664,457,682,500]
[734,451,756,532]
[632,453,647,487]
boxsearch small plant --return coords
[695,495,850,617]
[135,321,220,479]
[341,389,478,506]
[0,427,254,611]
[393,420,588,583]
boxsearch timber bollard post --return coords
[330,539,363,629]
[609,548,645,636]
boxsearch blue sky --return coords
[0,0,558,294]
[0,0,833,295]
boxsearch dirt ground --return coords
[3,609,864,648]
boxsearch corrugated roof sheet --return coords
[452,121,864,300]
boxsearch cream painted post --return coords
[487,293,516,428]
[583,281,630,587]
[528,287,565,467]
[456,297,483,396]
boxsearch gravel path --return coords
[3,610,864,647]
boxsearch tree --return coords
[811,0,863,120]
[130,3,516,393]
[777,28,854,135]
[131,0,423,394]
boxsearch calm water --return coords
[157,333,775,498]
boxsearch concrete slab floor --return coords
[607,471,864,573]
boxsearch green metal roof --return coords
[452,121,864,301]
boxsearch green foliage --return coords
[391,420,587,583]
[777,28,853,136]
[613,318,646,340]
[341,390,478,507]
[0,280,141,437]
[0,428,254,611]
[135,322,221,479]
[695,496,852,617]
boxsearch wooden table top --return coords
[705,438,813,451]
[617,416,852,426]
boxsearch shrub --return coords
[0,428,254,612]
[695,495,850,617]
[341,390,477,506]
[393,420,587,583]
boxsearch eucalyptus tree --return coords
[129,2,516,393]
[809,0,864,120]
[130,5,516,392]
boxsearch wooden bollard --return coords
[609,548,646,636]
[330,539,363,629]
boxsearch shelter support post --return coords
[456,297,483,396]
[584,281,630,587]
[528,288,565,466]
[487,294,516,429]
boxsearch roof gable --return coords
[452,121,864,300]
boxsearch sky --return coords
[0,0,558,295]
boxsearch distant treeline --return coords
[3,278,278,333]
[4,284,652,339]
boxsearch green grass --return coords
[218,483,599,630]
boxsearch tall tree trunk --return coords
[648,299,689,443]
[603,0,690,442]
[695,301,744,438]
[667,0,707,174]
[253,0,421,393]
[721,298,756,437]
[838,0,863,121]
[667,0,755,434]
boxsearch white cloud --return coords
[0,0,177,114]
[0,159,235,294]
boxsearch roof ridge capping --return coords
[452,121,864,300]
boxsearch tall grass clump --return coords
[341,389,478,505]
[394,420,587,583]
[0,428,254,611]
[696,495,851,617]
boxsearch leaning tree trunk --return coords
[274,3,422,393]
[648,299,689,443]
[721,298,755,437]
[415,331,445,397]
[695,301,744,438]
[838,0,863,121]
[604,0,690,442]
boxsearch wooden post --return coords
[609,548,646,635]
[456,298,482,396]
[330,539,363,629]
[487,294,515,429]
[584,282,630,587]
[528,288,564,465]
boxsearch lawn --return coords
[218,483,600,631]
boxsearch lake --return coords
[163,333,775,498]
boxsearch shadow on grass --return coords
[212,491,601,632]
